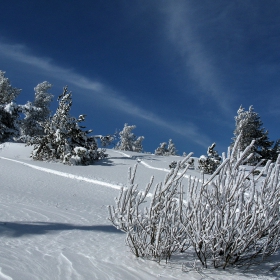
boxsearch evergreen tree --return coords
[155,142,168,156]
[198,142,221,174]
[115,123,144,152]
[167,139,177,155]
[0,71,21,104]
[20,81,53,141]
[232,105,273,164]
[0,71,21,142]
[28,86,105,165]
[155,139,177,156]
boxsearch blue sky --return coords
[1,1,280,156]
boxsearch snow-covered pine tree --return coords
[0,71,21,105]
[28,86,105,165]
[0,71,22,142]
[155,139,177,156]
[20,81,53,142]
[198,142,221,174]
[155,142,168,156]
[232,105,273,164]
[115,123,144,152]
[167,139,177,155]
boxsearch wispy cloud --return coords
[0,42,103,92]
[158,2,233,114]
[0,40,210,147]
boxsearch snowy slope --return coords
[0,143,279,280]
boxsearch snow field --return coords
[0,143,279,279]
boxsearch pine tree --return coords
[115,123,144,152]
[20,81,53,141]
[155,142,168,156]
[155,139,177,156]
[198,142,221,174]
[28,86,105,165]
[232,105,273,164]
[167,139,177,155]
[0,71,21,142]
[0,71,21,104]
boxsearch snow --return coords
[0,142,279,279]
[4,102,16,114]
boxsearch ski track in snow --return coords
[112,150,197,180]
[0,154,190,189]
[0,153,172,201]
[0,153,197,210]
[0,156,123,190]
[140,160,170,173]
[112,150,132,158]
[0,155,164,202]
[0,152,203,201]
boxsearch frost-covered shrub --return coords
[198,142,221,174]
[109,135,280,268]
[108,153,193,262]
[28,86,106,165]
[183,137,280,268]
[115,123,144,152]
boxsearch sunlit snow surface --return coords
[0,143,279,279]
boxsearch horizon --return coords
[1,1,280,156]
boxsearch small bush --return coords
[109,135,280,268]
[108,153,193,262]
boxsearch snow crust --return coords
[0,142,279,279]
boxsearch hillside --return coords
[0,143,279,279]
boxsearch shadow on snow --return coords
[0,221,123,237]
